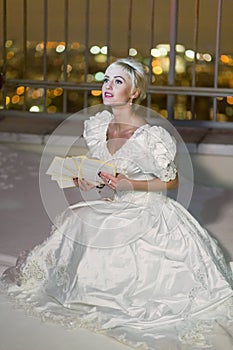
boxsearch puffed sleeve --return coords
[83,110,113,151]
[138,126,177,182]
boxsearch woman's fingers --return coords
[99,172,118,189]
[73,177,94,191]
[73,177,79,187]
[99,172,132,191]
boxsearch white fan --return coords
[46,156,116,188]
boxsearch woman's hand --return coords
[99,172,133,191]
[73,177,95,191]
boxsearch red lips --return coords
[104,92,113,98]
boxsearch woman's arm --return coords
[99,172,178,192]
[130,175,178,191]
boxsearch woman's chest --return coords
[106,127,137,156]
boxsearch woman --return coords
[1,57,233,349]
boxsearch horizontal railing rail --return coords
[3,79,233,98]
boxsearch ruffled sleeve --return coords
[138,126,177,182]
[83,110,113,151]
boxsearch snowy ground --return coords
[0,141,233,350]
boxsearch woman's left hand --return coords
[99,172,133,191]
[73,177,95,191]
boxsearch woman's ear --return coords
[130,88,140,100]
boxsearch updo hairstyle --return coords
[109,57,149,104]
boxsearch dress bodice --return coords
[83,110,177,205]
[84,110,177,181]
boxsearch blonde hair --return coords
[109,57,149,104]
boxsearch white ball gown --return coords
[1,110,233,349]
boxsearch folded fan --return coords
[46,156,116,188]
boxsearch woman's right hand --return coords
[73,178,95,191]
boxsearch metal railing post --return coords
[147,0,155,111]
[63,0,69,113]
[2,0,7,109]
[213,0,223,122]
[23,0,27,111]
[190,0,199,119]
[167,0,178,121]
[43,0,48,112]
[106,0,111,66]
[83,0,90,109]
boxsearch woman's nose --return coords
[106,80,113,89]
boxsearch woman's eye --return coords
[103,78,109,83]
[115,79,123,85]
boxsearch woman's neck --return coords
[111,105,136,125]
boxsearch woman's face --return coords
[102,65,133,106]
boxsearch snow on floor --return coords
[0,293,131,350]
[0,141,233,350]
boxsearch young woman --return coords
[1,57,233,349]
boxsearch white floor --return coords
[0,142,233,350]
[0,293,131,350]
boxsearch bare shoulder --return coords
[134,115,148,128]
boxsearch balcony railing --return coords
[1,0,233,128]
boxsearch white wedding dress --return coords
[1,110,233,349]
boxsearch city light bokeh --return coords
[1,40,233,122]
[1,0,233,124]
